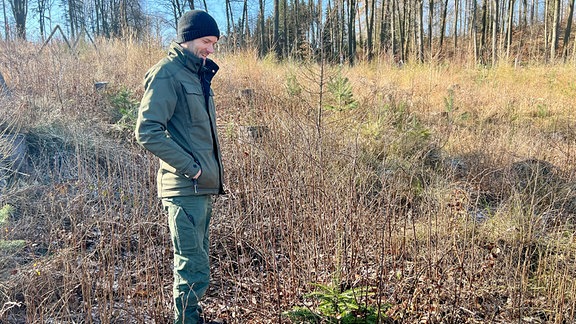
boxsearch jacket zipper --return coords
[201,69,224,193]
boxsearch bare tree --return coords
[470,0,479,62]
[36,0,52,40]
[339,0,345,61]
[61,0,575,63]
[347,0,356,64]
[379,0,391,53]
[550,0,560,59]
[544,0,549,59]
[453,0,460,53]
[273,0,280,57]
[366,0,376,60]
[479,0,488,61]
[7,0,27,39]
[428,0,433,52]
[520,0,527,27]
[289,0,299,56]
[324,0,344,62]
[241,0,249,43]
[505,0,515,59]
[439,0,448,49]
[63,0,82,40]
[491,0,499,64]
[563,0,575,59]
[257,0,266,56]
[311,0,322,52]
[403,0,413,60]
[417,0,424,61]
[390,0,396,58]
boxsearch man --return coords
[135,10,224,324]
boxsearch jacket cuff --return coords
[182,159,201,179]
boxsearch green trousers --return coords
[162,195,212,324]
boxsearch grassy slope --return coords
[0,40,576,323]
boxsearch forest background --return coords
[1,0,576,323]
[1,0,576,65]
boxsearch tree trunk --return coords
[315,0,323,53]
[550,0,560,59]
[8,0,28,39]
[418,0,424,61]
[283,0,288,57]
[530,0,536,26]
[229,0,235,39]
[471,0,479,62]
[506,0,515,59]
[492,0,499,65]
[439,0,448,49]
[327,0,338,62]
[239,0,248,46]
[97,0,108,37]
[348,0,356,65]
[294,0,300,57]
[563,0,575,60]
[225,0,231,36]
[574,26,576,63]
[428,0,434,52]
[273,0,280,58]
[401,1,410,61]
[258,0,266,56]
[37,0,47,40]
[68,0,76,39]
[521,0,527,27]
[121,0,128,37]
[543,0,549,59]
[243,0,249,41]
[391,0,397,60]
[366,0,376,60]
[380,0,390,52]
[453,0,460,53]
[357,1,363,52]
[95,0,100,35]
[480,0,488,58]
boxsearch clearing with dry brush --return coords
[1,40,576,323]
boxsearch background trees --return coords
[1,0,575,64]
[7,0,27,39]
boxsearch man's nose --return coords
[207,44,215,54]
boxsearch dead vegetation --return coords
[0,40,576,323]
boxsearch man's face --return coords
[181,36,218,61]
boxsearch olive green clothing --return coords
[135,42,224,197]
[163,196,212,324]
[135,42,224,324]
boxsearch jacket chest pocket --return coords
[182,82,211,124]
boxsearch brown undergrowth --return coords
[0,40,576,323]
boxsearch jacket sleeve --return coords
[134,68,201,179]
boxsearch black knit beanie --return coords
[176,10,220,43]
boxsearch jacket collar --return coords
[168,41,219,81]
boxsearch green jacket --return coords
[135,42,224,197]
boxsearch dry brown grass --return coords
[0,39,575,323]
